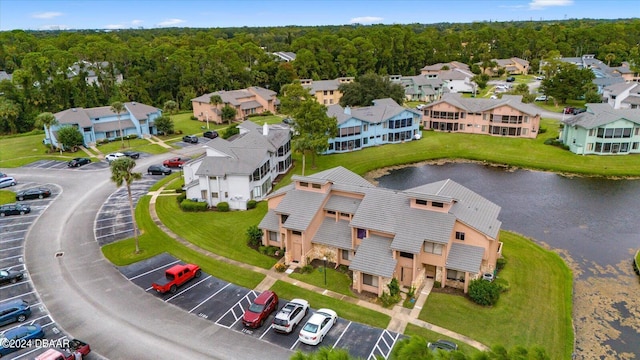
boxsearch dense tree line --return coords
[1,19,639,134]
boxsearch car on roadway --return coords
[0,176,17,189]
[0,299,31,326]
[572,108,586,115]
[182,135,199,144]
[428,339,459,352]
[506,76,515,82]
[535,76,545,80]
[272,298,309,333]
[0,324,45,357]
[16,187,51,201]
[415,104,426,110]
[203,130,219,139]
[0,269,24,285]
[163,157,187,168]
[0,203,31,217]
[105,152,126,163]
[147,165,172,175]
[282,117,295,125]
[298,308,337,345]
[122,150,140,159]
[68,157,91,167]
[534,95,548,102]
[242,290,279,328]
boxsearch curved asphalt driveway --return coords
[10,146,290,360]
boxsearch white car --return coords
[534,95,548,102]
[105,152,126,163]
[272,298,309,333]
[415,104,426,110]
[298,308,337,345]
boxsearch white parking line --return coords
[332,320,351,348]
[258,324,274,340]
[164,275,212,302]
[189,283,231,313]
[289,338,301,350]
[94,220,134,231]
[95,214,133,223]
[0,229,28,236]
[0,279,30,289]
[0,245,23,252]
[0,291,36,304]
[1,254,24,261]
[214,290,257,328]
[128,260,181,280]
[2,315,50,332]
[0,237,24,244]
[367,330,400,360]
[95,228,134,239]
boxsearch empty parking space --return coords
[116,254,402,359]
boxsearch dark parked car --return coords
[0,324,45,357]
[428,339,458,352]
[183,135,199,144]
[506,76,515,82]
[0,299,31,326]
[0,203,31,217]
[0,269,24,285]
[122,151,140,159]
[68,157,91,167]
[0,176,17,189]
[16,187,51,201]
[147,165,172,175]
[242,290,279,328]
[572,108,586,115]
[203,130,219,139]
[282,117,295,125]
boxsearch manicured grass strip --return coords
[289,267,357,298]
[403,323,481,356]
[418,231,573,360]
[148,172,182,192]
[0,132,77,167]
[101,195,264,289]
[154,196,277,269]
[0,190,15,204]
[96,138,167,155]
[163,177,184,191]
[270,280,390,329]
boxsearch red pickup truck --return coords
[152,264,201,294]
[35,339,91,360]
[162,157,187,168]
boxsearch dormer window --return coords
[300,182,309,187]
[432,202,444,208]
[312,183,321,189]
[416,199,428,206]
[281,214,289,223]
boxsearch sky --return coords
[0,0,637,31]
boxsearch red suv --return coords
[242,290,278,328]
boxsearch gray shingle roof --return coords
[312,218,353,250]
[240,100,262,110]
[195,146,267,176]
[93,119,135,132]
[563,103,640,129]
[326,98,420,125]
[299,166,374,188]
[446,243,485,273]
[426,93,540,117]
[604,82,639,96]
[55,108,93,127]
[350,235,396,277]
[324,195,362,214]
[258,210,280,232]
[190,87,275,105]
[125,102,161,120]
[275,189,329,232]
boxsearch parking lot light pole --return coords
[205,111,209,129]
[323,256,327,286]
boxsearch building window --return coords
[362,274,378,287]
[212,192,218,198]
[312,183,321,189]
[357,228,366,239]
[281,214,289,223]
[455,231,465,240]
[300,182,308,187]
[340,212,350,218]
[423,242,443,255]
[327,210,336,215]
[447,269,465,281]
[292,230,302,236]
[432,202,444,208]
[586,143,594,151]
[363,123,368,132]
[342,249,350,261]
[269,231,279,242]
[399,252,414,259]
[416,199,427,206]
[588,129,595,136]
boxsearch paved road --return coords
[6,144,291,360]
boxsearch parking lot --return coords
[0,182,95,359]
[118,254,402,360]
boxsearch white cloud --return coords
[157,18,185,27]
[529,0,573,10]
[40,24,68,30]
[32,12,63,19]
[131,19,143,26]
[105,24,125,29]
[349,16,383,24]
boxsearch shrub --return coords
[266,246,278,256]
[337,265,349,273]
[246,199,257,209]
[175,129,183,135]
[216,202,230,212]
[222,126,240,139]
[258,245,268,254]
[180,199,208,212]
[176,193,186,203]
[494,277,511,292]
[126,134,138,140]
[538,127,547,134]
[174,187,184,194]
[496,257,507,270]
[379,291,401,308]
[190,115,198,120]
[274,263,287,272]
[407,286,416,299]
[246,225,263,247]
[299,264,314,274]
[433,281,441,288]
[468,279,501,306]
[388,278,400,296]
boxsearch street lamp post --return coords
[323,256,327,286]
[205,111,210,129]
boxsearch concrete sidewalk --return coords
[147,186,489,352]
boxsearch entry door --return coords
[292,243,302,263]
[401,267,413,286]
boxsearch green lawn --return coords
[419,231,573,360]
[148,172,182,192]
[101,195,264,289]
[154,195,278,269]
[289,266,357,298]
[0,132,85,167]
[97,138,167,155]
[0,190,15,204]
[403,323,481,356]
[270,280,390,329]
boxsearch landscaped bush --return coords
[388,278,400,296]
[299,264,314,274]
[494,277,511,292]
[176,193,186,203]
[174,187,184,193]
[180,199,208,212]
[126,134,138,140]
[175,129,183,135]
[433,281,441,288]
[468,279,501,306]
[216,202,230,212]
[190,115,198,120]
[222,126,240,139]
[496,257,507,270]
[246,199,257,209]
[538,127,547,134]
[274,262,288,272]
[246,225,263,247]
[258,245,268,254]
[544,138,570,150]
[379,291,401,308]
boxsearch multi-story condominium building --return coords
[191,87,279,124]
[300,77,354,106]
[324,98,422,154]
[259,166,503,296]
[422,93,541,138]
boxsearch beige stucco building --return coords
[300,77,354,106]
[191,87,278,124]
[259,167,503,296]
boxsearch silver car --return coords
[0,177,17,189]
[272,298,309,333]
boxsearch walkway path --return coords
[147,187,490,352]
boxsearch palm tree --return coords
[209,94,223,124]
[110,101,126,149]
[35,112,59,152]
[605,53,616,67]
[110,157,142,254]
